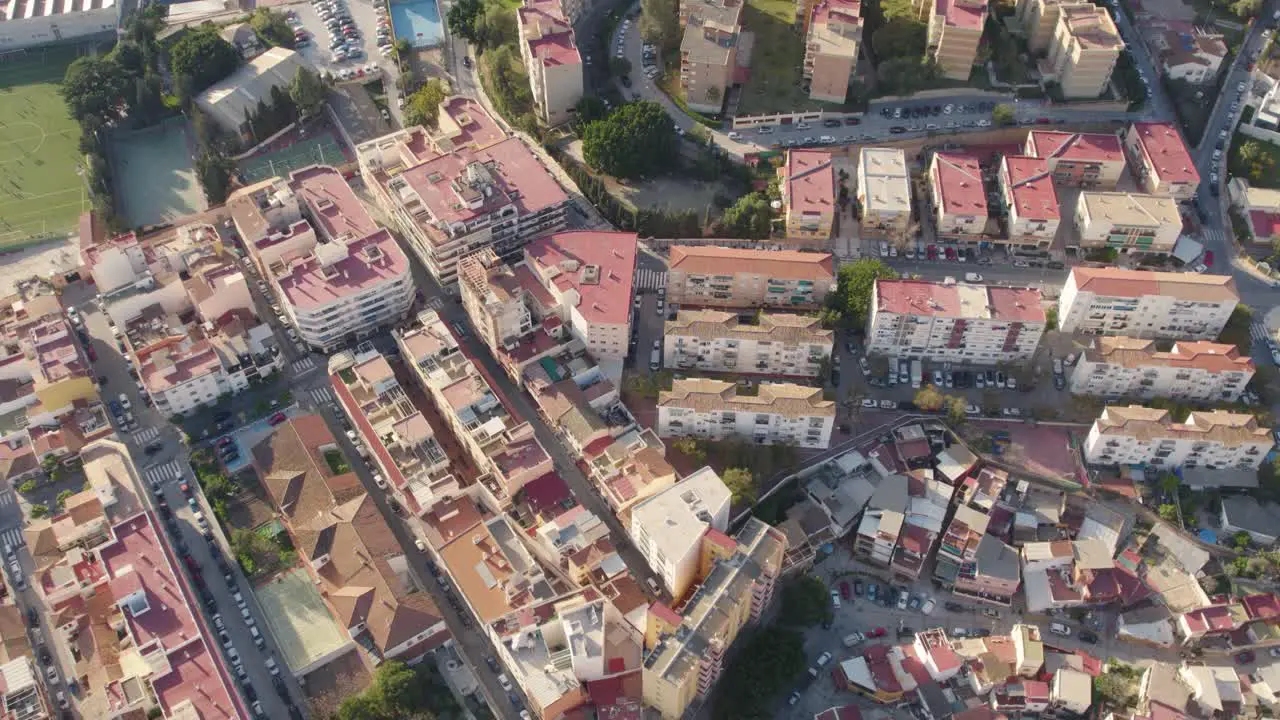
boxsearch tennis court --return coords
[255,568,351,674]
[239,133,346,184]
[111,118,206,227]
[0,46,92,249]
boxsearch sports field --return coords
[0,47,89,249]
[239,134,346,184]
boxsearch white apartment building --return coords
[1084,405,1274,470]
[663,309,832,378]
[628,466,731,600]
[517,0,584,126]
[657,378,835,448]
[857,147,913,244]
[1057,267,1239,340]
[1073,191,1181,255]
[866,279,1047,364]
[666,246,836,310]
[1070,337,1254,402]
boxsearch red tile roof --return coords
[525,231,638,326]
[936,0,986,29]
[783,150,836,217]
[277,228,410,311]
[1002,156,1059,221]
[875,279,1045,323]
[932,152,987,217]
[1027,130,1125,164]
[1242,593,1280,621]
[1250,209,1280,240]
[1129,122,1200,187]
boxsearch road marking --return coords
[634,268,668,291]
[0,527,24,549]
[144,460,183,488]
[309,387,334,404]
[292,357,317,374]
[132,426,161,444]
[0,490,13,509]
[424,296,444,310]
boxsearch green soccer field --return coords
[0,47,90,249]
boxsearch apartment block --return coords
[1074,191,1181,255]
[679,0,743,113]
[778,150,837,246]
[1122,122,1202,200]
[1084,405,1274,470]
[666,246,836,310]
[857,147,912,243]
[396,310,554,511]
[927,0,987,80]
[892,476,953,580]
[1155,24,1227,84]
[802,0,862,103]
[355,100,568,285]
[1070,337,1255,402]
[517,0,583,126]
[1016,0,1067,52]
[228,166,415,352]
[629,467,732,600]
[929,152,988,239]
[642,517,786,719]
[1057,267,1239,339]
[1229,178,1280,246]
[997,155,1060,248]
[664,309,833,378]
[1024,130,1126,189]
[853,479,908,567]
[657,378,835,448]
[866,279,1047,364]
[1043,3,1122,99]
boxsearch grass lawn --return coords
[323,449,351,475]
[0,46,91,248]
[737,0,845,115]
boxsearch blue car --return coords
[108,399,123,416]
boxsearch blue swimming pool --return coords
[391,0,444,48]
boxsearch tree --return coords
[1218,303,1254,355]
[945,396,968,425]
[713,626,806,720]
[335,661,443,720]
[872,18,925,61]
[877,57,942,95]
[231,528,287,578]
[722,467,757,506]
[30,504,48,519]
[1232,139,1279,187]
[1158,473,1180,497]
[290,67,327,119]
[914,385,945,411]
[61,56,130,121]
[640,0,680,49]
[833,259,899,330]
[111,41,147,78]
[1093,668,1137,710]
[1157,503,1179,523]
[1044,306,1058,331]
[671,437,706,462]
[447,0,483,44]
[196,151,237,205]
[17,480,36,494]
[55,490,73,509]
[251,8,296,48]
[582,101,677,179]
[169,28,241,96]
[992,103,1016,126]
[575,96,608,125]
[403,78,448,127]
[475,4,517,49]
[1234,530,1253,550]
[717,192,774,239]
[779,576,830,627]
[1230,0,1261,17]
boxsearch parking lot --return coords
[287,0,396,84]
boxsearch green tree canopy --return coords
[992,103,1016,126]
[251,8,296,48]
[1217,303,1254,355]
[170,27,241,96]
[403,78,448,128]
[110,41,147,78]
[877,57,942,95]
[713,626,806,720]
[336,662,440,720]
[575,96,608,125]
[447,0,483,43]
[833,259,899,330]
[641,0,680,48]
[290,67,327,118]
[475,4,517,49]
[717,192,774,239]
[1232,139,1280,187]
[872,18,925,60]
[582,101,677,179]
[196,152,236,205]
[1157,503,1179,523]
[914,386,945,411]
[779,576,830,627]
[722,467,757,506]
[61,56,130,122]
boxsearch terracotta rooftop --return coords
[875,279,1045,322]
[669,245,834,280]
[519,0,582,68]
[1068,267,1238,302]
[658,378,835,417]
[1027,130,1125,165]
[1095,405,1272,446]
[932,152,987,217]
[936,0,986,29]
[781,150,836,217]
[1085,336,1254,374]
[276,228,410,311]
[524,231,637,326]
[1002,156,1059,221]
[1128,122,1200,187]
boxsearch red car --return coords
[1204,250,1214,267]
[869,627,887,638]
[179,483,192,496]
[839,581,851,600]
[217,436,233,448]
[268,412,287,426]
[945,247,957,260]
[86,346,96,361]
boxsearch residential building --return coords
[1042,3,1122,99]
[679,0,743,113]
[517,0,584,126]
[928,152,988,239]
[666,246,836,310]
[866,279,1047,364]
[1070,337,1255,402]
[642,517,786,719]
[228,166,415,352]
[1016,0,1067,52]
[657,378,835,448]
[926,0,987,80]
[1083,405,1274,470]
[1056,267,1239,339]
[1228,177,1280,245]
[803,0,862,103]
[997,155,1060,248]
[396,310,554,511]
[892,476,953,581]
[356,110,569,285]
[1024,130,1127,189]
[1122,122,1201,200]
[194,48,306,135]
[857,147,912,244]
[629,466,732,600]
[933,505,988,590]
[0,656,49,720]
[1220,496,1280,545]
[1153,24,1227,84]
[663,309,833,378]
[1073,191,1181,255]
[251,415,450,663]
[853,478,908,567]
[778,150,837,247]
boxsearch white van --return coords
[249,625,265,649]
[1049,622,1072,637]
[842,632,864,648]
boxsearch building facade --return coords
[1043,3,1122,99]
[927,0,988,80]
[629,467,732,600]
[778,150,837,246]
[657,378,835,448]
[857,147,913,244]
[663,309,833,377]
[1122,122,1202,200]
[1023,130,1127,189]
[867,279,1047,364]
[665,246,836,309]
[929,152,988,239]
[1073,191,1181,255]
[517,0,584,126]
[1084,405,1274,469]
[997,155,1061,248]
[679,0,743,113]
[1070,337,1254,402]
[802,0,862,103]
[1056,267,1239,339]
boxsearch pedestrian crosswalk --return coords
[0,527,24,550]
[634,268,668,291]
[1200,228,1226,251]
[1251,322,1273,344]
[132,426,161,445]
[143,460,183,488]
[0,490,13,510]
[309,387,334,405]
[292,356,318,374]
[423,295,445,310]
